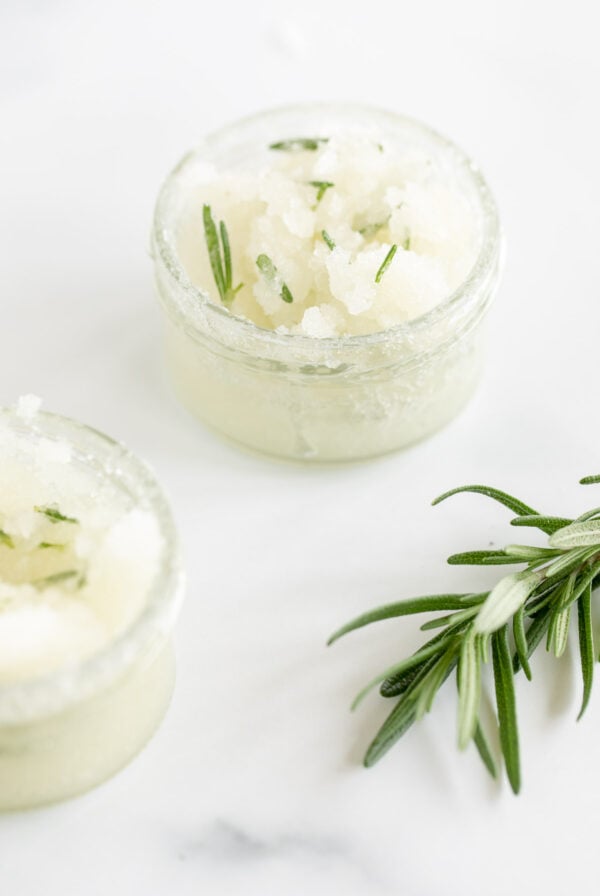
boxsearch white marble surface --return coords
[2,1,600,892]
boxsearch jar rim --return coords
[152,101,501,353]
[0,408,183,725]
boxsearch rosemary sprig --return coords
[329,477,600,793]
[308,181,334,203]
[202,205,243,305]
[34,505,78,525]
[269,137,329,152]
[375,245,398,283]
[256,254,294,304]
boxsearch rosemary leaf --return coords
[512,607,552,673]
[547,601,572,658]
[432,485,537,517]
[577,582,594,720]
[492,626,521,794]
[363,699,418,768]
[576,506,600,522]
[375,244,398,284]
[33,569,79,590]
[447,550,526,566]
[474,570,543,635]
[513,605,532,680]
[473,721,498,779]
[359,218,389,238]
[0,529,14,549]
[269,137,328,151]
[415,647,457,719]
[203,204,226,300]
[256,254,294,304]
[380,623,466,696]
[457,630,481,749]
[34,505,78,525]
[321,230,336,251]
[220,220,232,291]
[549,519,600,549]
[351,641,448,710]
[202,205,241,304]
[327,594,481,645]
[510,514,573,535]
[308,180,334,202]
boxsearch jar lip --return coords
[0,408,184,725]
[153,101,501,350]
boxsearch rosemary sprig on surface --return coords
[256,254,294,304]
[269,137,329,152]
[375,244,398,283]
[202,205,243,305]
[328,478,600,793]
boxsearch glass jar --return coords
[0,409,183,811]
[152,104,502,462]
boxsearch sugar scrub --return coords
[180,133,479,337]
[0,399,182,810]
[153,104,502,461]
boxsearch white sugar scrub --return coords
[0,399,182,810]
[153,104,502,461]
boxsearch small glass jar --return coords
[152,104,502,462]
[0,409,183,811]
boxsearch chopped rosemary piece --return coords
[0,529,14,549]
[35,505,79,525]
[38,542,66,550]
[256,254,294,304]
[358,217,390,238]
[308,180,334,203]
[321,230,336,251]
[329,475,600,794]
[269,137,329,152]
[375,245,398,283]
[403,234,411,251]
[202,205,243,305]
[33,569,80,590]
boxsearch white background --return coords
[2,1,600,893]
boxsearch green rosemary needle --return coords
[32,569,80,590]
[358,218,390,239]
[308,180,334,203]
[256,254,294,304]
[375,244,398,283]
[321,230,336,251]
[269,137,329,152]
[202,205,243,305]
[34,505,78,525]
[328,477,600,793]
[0,529,14,549]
